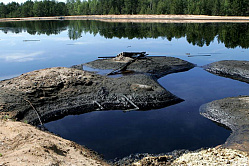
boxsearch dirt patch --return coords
[0,119,108,166]
[131,147,249,165]
[1,15,249,23]
[171,147,249,166]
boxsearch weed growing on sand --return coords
[2,115,9,121]
[0,153,2,157]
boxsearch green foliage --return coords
[0,0,249,18]
[0,153,2,157]
[0,0,68,18]
[2,115,9,121]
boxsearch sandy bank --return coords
[132,147,249,166]
[1,15,249,23]
[0,119,108,166]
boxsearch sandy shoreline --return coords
[0,119,109,166]
[1,14,249,23]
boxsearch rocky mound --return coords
[200,96,249,152]
[85,56,195,78]
[0,56,194,125]
[204,60,249,83]
[0,67,104,124]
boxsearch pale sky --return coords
[2,0,26,4]
[2,0,66,4]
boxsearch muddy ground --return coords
[84,56,195,78]
[202,60,249,153]
[0,56,194,125]
[200,96,249,152]
[204,60,249,83]
[200,59,249,154]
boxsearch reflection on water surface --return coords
[0,20,249,160]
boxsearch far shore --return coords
[1,14,249,23]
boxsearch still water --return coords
[0,21,249,160]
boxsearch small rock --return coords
[131,84,153,91]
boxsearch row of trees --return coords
[1,0,249,18]
[67,0,249,16]
[0,0,68,18]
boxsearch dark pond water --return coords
[0,21,249,160]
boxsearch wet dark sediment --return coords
[0,56,195,125]
[201,60,249,153]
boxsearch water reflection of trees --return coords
[1,20,249,48]
[0,21,69,35]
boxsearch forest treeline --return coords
[1,20,249,48]
[1,0,249,18]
